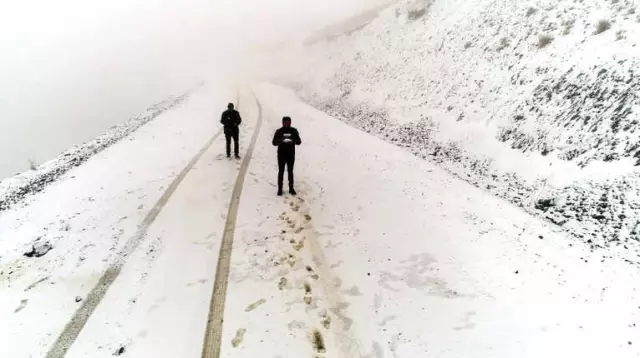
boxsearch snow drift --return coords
[264,0,640,263]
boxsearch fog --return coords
[0,0,382,179]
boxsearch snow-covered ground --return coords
[0,83,237,356]
[3,82,638,357]
[0,88,197,212]
[218,84,640,357]
[262,0,640,263]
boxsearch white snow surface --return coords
[0,89,194,211]
[0,83,235,356]
[259,0,640,263]
[1,83,639,357]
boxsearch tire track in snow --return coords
[45,94,239,358]
[201,91,263,358]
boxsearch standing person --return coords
[220,103,242,158]
[272,116,302,196]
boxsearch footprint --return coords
[306,266,320,280]
[287,254,296,267]
[304,214,312,221]
[14,299,28,313]
[292,240,304,251]
[278,277,288,290]
[321,311,332,329]
[148,296,167,312]
[295,227,304,234]
[342,285,363,296]
[333,277,343,288]
[329,302,355,331]
[245,298,267,312]
[305,300,320,313]
[311,329,326,354]
[304,283,313,305]
[231,328,246,348]
[287,320,307,331]
[275,255,288,265]
[380,315,398,326]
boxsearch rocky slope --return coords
[265,0,640,263]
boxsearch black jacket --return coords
[221,109,242,132]
[272,127,301,156]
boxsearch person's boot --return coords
[289,188,297,196]
[235,154,241,159]
[277,188,283,196]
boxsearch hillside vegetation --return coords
[266,0,640,263]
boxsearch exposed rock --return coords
[113,346,126,356]
[24,241,53,258]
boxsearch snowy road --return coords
[217,85,640,358]
[0,84,244,357]
[1,84,639,358]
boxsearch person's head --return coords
[282,116,292,128]
[227,103,234,109]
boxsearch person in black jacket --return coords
[272,116,302,196]
[220,103,242,158]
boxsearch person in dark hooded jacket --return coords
[220,103,242,158]
[272,116,301,196]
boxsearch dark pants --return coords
[277,154,295,190]
[225,130,239,157]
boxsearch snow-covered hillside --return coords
[265,0,640,263]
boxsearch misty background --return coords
[0,0,385,179]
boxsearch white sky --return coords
[0,0,384,178]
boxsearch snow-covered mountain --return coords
[265,0,640,263]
